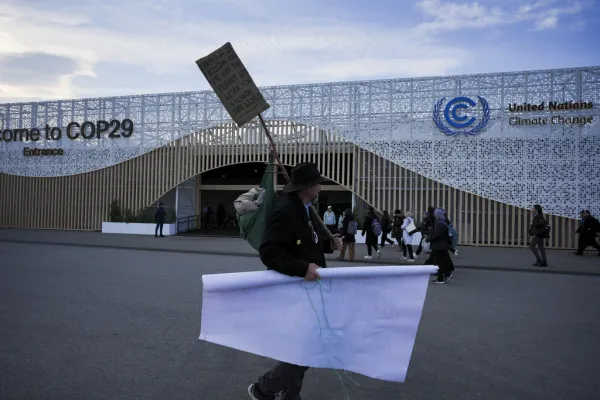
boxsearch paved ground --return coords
[1,238,599,400]
[0,228,599,276]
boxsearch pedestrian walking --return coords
[416,209,433,256]
[574,209,600,256]
[379,210,394,247]
[529,204,549,267]
[362,206,381,259]
[425,208,454,283]
[391,209,404,249]
[248,162,342,400]
[400,212,417,261]
[337,208,357,261]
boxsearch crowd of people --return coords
[330,205,457,284]
[326,203,600,279]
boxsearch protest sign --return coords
[196,42,270,127]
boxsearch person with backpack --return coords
[337,208,357,261]
[529,204,549,267]
[425,208,454,283]
[574,209,600,256]
[444,212,459,257]
[361,206,381,259]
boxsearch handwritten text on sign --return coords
[196,42,270,127]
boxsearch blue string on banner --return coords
[300,277,369,400]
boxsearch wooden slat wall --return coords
[0,121,579,249]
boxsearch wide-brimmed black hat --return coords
[283,162,329,193]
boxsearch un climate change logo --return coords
[433,96,490,136]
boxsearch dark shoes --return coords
[247,384,275,400]
[533,260,548,267]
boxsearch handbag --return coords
[405,220,418,235]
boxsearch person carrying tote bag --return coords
[400,212,417,261]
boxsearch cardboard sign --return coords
[196,42,270,127]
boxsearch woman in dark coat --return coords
[425,208,454,283]
[361,206,380,259]
[337,208,356,261]
[379,210,394,247]
[529,204,548,267]
[391,210,404,248]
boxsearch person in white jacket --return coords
[401,212,417,261]
[323,205,337,234]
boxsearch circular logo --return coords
[433,96,490,136]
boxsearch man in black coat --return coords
[248,162,342,400]
[575,209,600,256]
[425,208,453,284]
[154,202,166,238]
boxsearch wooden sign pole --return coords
[258,114,290,182]
[257,114,335,241]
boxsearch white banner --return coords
[199,265,437,383]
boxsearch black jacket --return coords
[362,215,379,245]
[421,215,434,235]
[155,206,166,223]
[259,193,334,278]
[381,215,391,234]
[577,217,599,239]
[529,213,547,238]
[426,220,449,251]
[391,215,404,238]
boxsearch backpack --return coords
[543,222,551,239]
[347,221,358,235]
[438,220,453,246]
[372,218,382,236]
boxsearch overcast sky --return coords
[0,0,599,103]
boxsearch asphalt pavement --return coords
[0,228,598,276]
[1,239,599,400]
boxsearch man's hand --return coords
[304,263,320,281]
[332,235,343,251]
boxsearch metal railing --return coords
[177,215,199,234]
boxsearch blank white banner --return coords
[199,265,437,383]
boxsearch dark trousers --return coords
[155,222,164,236]
[367,243,379,256]
[432,249,453,281]
[577,235,600,253]
[255,361,310,400]
[402,243,414,259]
[416,236,425,255]
[380,232,394,246]
[529,235,546,262]
[326,224,337,235]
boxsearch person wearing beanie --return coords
[529,204,549,267]
[425,208,454,283]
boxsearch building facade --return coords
[1,66,599,248]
